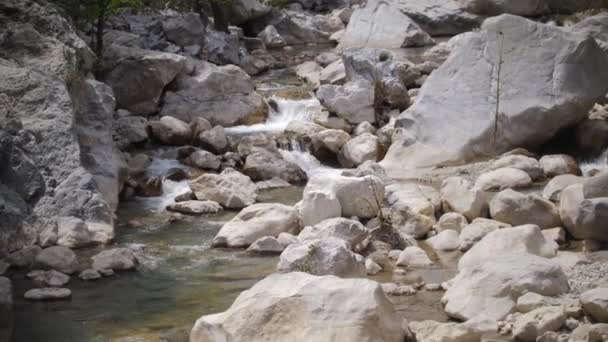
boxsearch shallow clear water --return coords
[11,187,303,342]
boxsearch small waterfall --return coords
[581,149,608,176]
[279,139,339,177]
[226,96,321,134]
[139,158,191,212]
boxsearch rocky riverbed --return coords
[2,0,608,341]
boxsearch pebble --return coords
[79,269,102,281]
[24,287,72,300]
[27,270,70,287]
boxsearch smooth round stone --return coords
[24,287,72,300]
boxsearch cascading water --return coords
[226,95,332,176]
[140,158,191,212]
[226,96,322,134]
[580,148,608,175]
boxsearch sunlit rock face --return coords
[382,14,608,174]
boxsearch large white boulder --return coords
[339,0,433,49]
[542,174,583,202]
[427,229,460,251]
[316,80,375,124]
[277,238,366,277]
[440,177,488,220]
[298,217,369,248]
[539,154,581,177]
[303,174,384,218]
[580,287,608,323]
[395,246,433,267]
[489,189,561,229]
[160,61,266,126]
[458,225,558,271]
[299,190,342,227]
[190,168,258,209]
[382,14,608,172]
[511,306,566,341]
[409,320,481,342]
[338,133,379,167]
[212,203,299,248]
[102,44,187,116]
[560,176,608,242]
[190,272,404,342]
[442,254,569,321]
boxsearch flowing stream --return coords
[11,44,457,342]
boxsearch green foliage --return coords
[261,0,290,9]
[297,243,318,274]
[61,0,143,29]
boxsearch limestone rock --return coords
[294,61,321,89]
[243,152,307,183]
[459,218,510,251]
[26,269,70,287]
[190,168,258,209]
[512,306,567,342]
[91,248,138,271]
[246,236,285,254]
[162,13,206,47]
[441,177,488,220]
[338,133,379,167]
[491,155,544,181]
[24,287,71,300]
[396,246,433,267]
[543,174,583,202]
[458,225,558,271]
[190,272,404,342]
[383,15,608,171]
[443,254,569,321]
[474,168,533,191]
[102,44,186,115]
[34,246,79,274]
[434,212,468,233]
[339,0,434,48]
[303,174,384,218]
[166,200,222,215]
[299,190,342,227]
[298,217,369,248]
[277,238,365,277]
[212,203,299,248]
[149,116,192,146]
[258,25,285,48]
[161,61,266,126]
[317,80,375,124]
[581,287,608,323]
[489,189,561,229]
[539,154,581,177]
[427,229,460,251]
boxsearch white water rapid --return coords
[141,158,192,212]
[226,96,322,134]
[580,149,608,176]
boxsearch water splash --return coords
[279,139,340,177]
[226,96,321,134]
[580,149,608,176]
[137,158,192,212]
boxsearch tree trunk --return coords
[193,0,209,28]
[94,0,107,58]
[210,1,228,33]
